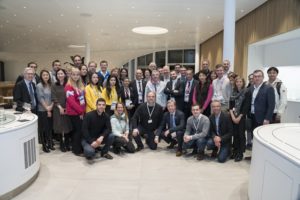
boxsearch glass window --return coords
[155,51,166,68]
[184,49,195,63]
[145,53,153,66]
[168,50,183,63]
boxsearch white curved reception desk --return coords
[249,123,300,200]
[0,111,40,199]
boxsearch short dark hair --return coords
[27,61,37,68]
[100,60,108,65]
[52,59,60,67]
[253,69,264,77]
[215,64,223,69]
[96,98,106,105]
[267,66,279,74]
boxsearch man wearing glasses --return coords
[15,62,40,85]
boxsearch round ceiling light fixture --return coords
[132,26,168,35]
[68,44,86,48]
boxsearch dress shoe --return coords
[135,146,144,152]
[102,153,113,160]
[230,151,237,159]
[113,147,121,154]
[211,149,218,158]
[234,153,243,162]
[197,152,205,161]
[42,145,50,153]
[48,145,55,151]
[167,141,177,149]
[176,151,182,157]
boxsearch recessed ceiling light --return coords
[131,6,135,9]
[14,14,17,17]
[23,6,27,9]
[187,8,191,10]
[68,44,86,48]
[241,9,245,13]
[60,14,64,17]
[76,5,80,9]
[132,26,168,35]
[207,16,210,19]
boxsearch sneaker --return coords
[102,153,113,160]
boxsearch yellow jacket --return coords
[85,84,103,113]
[102,86,121,106]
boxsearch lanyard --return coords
[146,103,156,119]
[192,114,201,132]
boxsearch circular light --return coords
[132,26,168,35]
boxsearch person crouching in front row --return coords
[206,100,233,163]
[182,103,210,160]
[155,99,185,157]
[81,98,114,160]
[110,102,135,154]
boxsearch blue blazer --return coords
[249,82,275,124]
[156,110,185,136]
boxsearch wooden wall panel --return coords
[199,0,300,78]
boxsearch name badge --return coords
[138,93,143,102]
[78,95,85,105]
[184,93,189,102]
[148,119,153,124]
[125,99,132,107]
[111,101,117,110]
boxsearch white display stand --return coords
[0,110,40,199]
[249,123,300,200]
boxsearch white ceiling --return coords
[0,0,266,54]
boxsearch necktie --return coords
[138,81,142,92]
[170,114,175,128]
[186,81,191,93]
[29,82,36,107]
[154,84,157,92]
[125,88,129,98]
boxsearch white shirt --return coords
[251,82,263,113]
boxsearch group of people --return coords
[12,55,287,163]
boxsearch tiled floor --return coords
[13,144,250,200]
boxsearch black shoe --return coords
[136,146,144,152]
[48,145,55,151]
[230,151,237,159]
[197,152,205,161]
[211,149,218,158]
[167,141,177,149]
[234,153,243,162]
[113,147,121,154]
[60,144,66,152]
[246,144,252,150]
[42,145,50,153]
[102,153,113,159]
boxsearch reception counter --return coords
[0,110,40,199]
[249,123,300,200]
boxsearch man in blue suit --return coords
[248,69,275,128]
[156,99,185,156]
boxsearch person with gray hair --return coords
[13,67,37,113]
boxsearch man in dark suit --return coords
[164,70,184,111]
[156,99,185,156]
[249,69,275,129]
[13,67,37,114]
[193,59,211,81]
[206,100,233,163]
[182,69,199,120]
[130,68,146,108]
[120,77,135,118]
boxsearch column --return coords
[223,0,236,72]
[195,42,200,73]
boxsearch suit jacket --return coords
[209,111,233,145]
[120,86,135,105]
[130,79,147,107]
[183,79,199,105]
[15,74,41,85]
[13,80,37,112]
[248,82,275,124]
[164,79,184,110]
[156,110,185,136]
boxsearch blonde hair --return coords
[67,67,84,90]
[114,102,129,123]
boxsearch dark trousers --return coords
[206,138,230,163]
[160,131,184,151]
[232,117,246,154]
[81,134,114,159]
[183,102,192,121]
[38,111,53,146]
[182,137,207,153]
[113,136,135,153]
[105,106,114,116]
[133,126,157,150]
[69,115,83,155]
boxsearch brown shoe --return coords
[197,152,205,161]
[102,153,113,160]
[176,151,182,157]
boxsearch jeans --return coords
[81,134,114,159]
[206,138,230,163]
[182,137,207,153]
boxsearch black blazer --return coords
[183,79,199,104]
[130,79,147,106]
[248,82,275,124]
[15,74,41,85]
[209,111,233,145]
[164,79,184,110]
[120,86,135,105]
[156,110,185,136]
[13,80,37,112]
